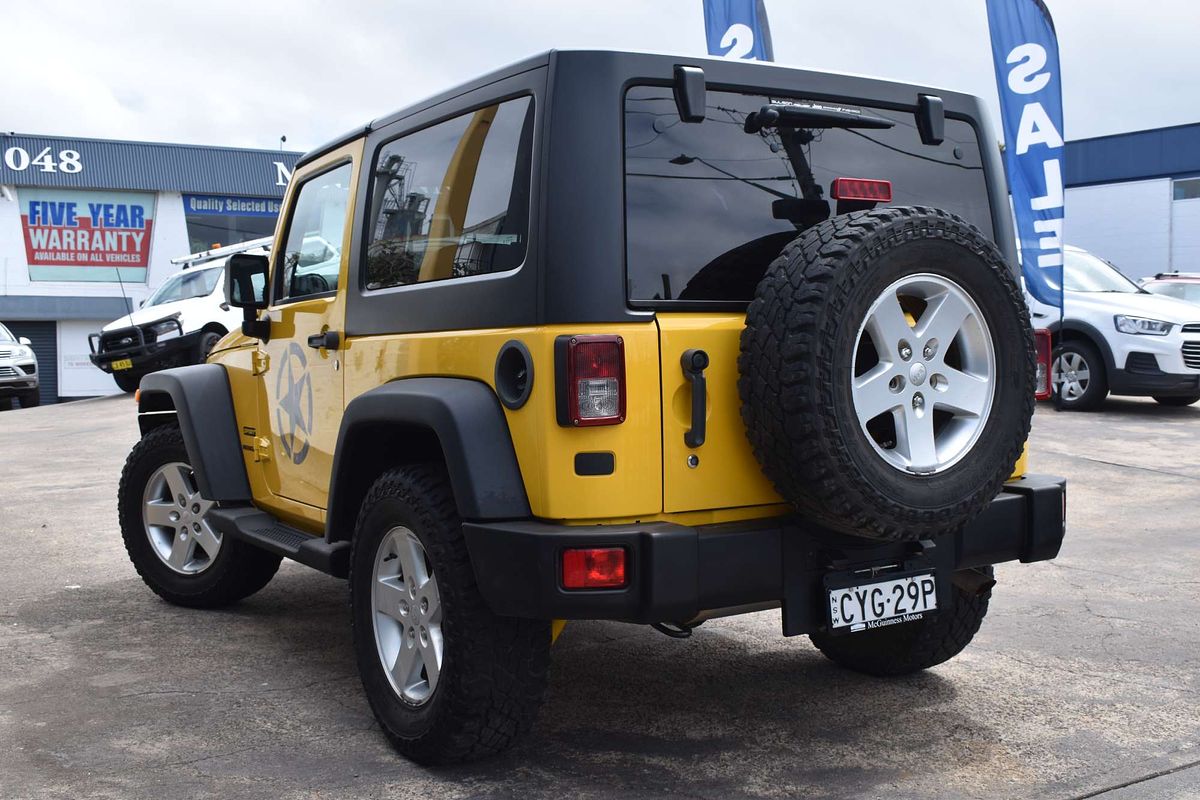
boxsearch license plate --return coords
[828,571,937,633]
[111,358,133,371]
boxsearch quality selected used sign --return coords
[20,188,155,282]
[183,194,282,218]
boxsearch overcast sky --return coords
[4,0,1196,152]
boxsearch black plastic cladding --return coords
[323,50,1014,333]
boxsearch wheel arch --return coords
[199,322,229,337]
[137,364,252,502]
[325,378,530,544]
[1046,319,1116,374]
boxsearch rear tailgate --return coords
[625,85,995,513]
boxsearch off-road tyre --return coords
[350,464,550,765]
[197,330,223,363]
[738,206,1034,542]
[810,567,993,677]
[113,370,141,393]
[1052,339,1108,411]
[18,389,40,408]
[118,424,281,608]
[1153,394,1200,407]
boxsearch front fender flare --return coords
[138,364,252,502]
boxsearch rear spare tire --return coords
[739,206,1034,542]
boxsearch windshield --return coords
[0,323,14,343]
[1062,250,1142,293]
[1146,281,1200,304]
[145,267,223,307]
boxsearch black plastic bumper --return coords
[89,326,200,373]
[463,473,1066,635]
[1109,367,1200,397]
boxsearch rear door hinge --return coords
[255,436,272,462]
[252,350,270,376]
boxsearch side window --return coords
[276,162,353,302]
[364,96,533,291]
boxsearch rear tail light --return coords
[561,547,627,590]
[1034,329,1052,400]
[831,177,893,202]
[561,335,626,426]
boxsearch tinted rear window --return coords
[624,86,993,304]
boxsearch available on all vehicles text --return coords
[116,50,1067,764]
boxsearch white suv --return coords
[89,238,271,393]
[0,322,39,409]
[1027,246,1200,409]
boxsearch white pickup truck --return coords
[89,237,272,392]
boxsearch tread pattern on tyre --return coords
[738,206,1035,542]
[118,424,281,608]
[810,568,992,677]
[350,464,550,764]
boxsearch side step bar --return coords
[207,505,350,578]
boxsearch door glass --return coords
[276,163,353,302]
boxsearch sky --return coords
[3,0,1197,153]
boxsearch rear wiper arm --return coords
[744,102,896,133]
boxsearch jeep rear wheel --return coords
[810,567,993,677]
[739,207,1034,542]
[118,424,281,607]
[350,464,550,764]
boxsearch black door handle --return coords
[307,330,340,350]
[681,349,709,448]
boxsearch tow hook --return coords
[952,567,996,598]
[651,621,701,639]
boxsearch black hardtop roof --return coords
[295,49,984,168]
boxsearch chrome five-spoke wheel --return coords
[372,527,443,706]
[1052,351,1090,401]
[852,274,996,475]
[141,461,220,574]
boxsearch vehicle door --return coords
[255,144,360,514]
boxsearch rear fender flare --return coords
[325,378,530,542]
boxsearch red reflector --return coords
[562,547,627,590]
[1034,328,1052,400]
[831,177,893,202]
[566,335,626,426]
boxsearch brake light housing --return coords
[831,177,893,202]
[561,547,627,590]
[1034,329,1052,400]
[556,335,626,426]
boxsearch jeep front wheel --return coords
[350,464,550,764]
[118,424,281,607]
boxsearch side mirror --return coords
[18,337,31,346]
[226,253,272,341]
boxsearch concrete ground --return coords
[1,395,1197,800]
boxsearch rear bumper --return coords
[464,473,1066,635]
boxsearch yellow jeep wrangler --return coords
[119,50,1066,764]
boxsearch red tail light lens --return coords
[565,335,626,426]
[1034,329,1052,400]
[831,177,893,202]
[561,547,627,590]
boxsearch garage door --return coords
[4,321,57,405]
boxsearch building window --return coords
[182,194,283,252]
[1173,178,1200,201]
[364,96,534,291]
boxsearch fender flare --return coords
[1046,319,1117,373]
[325,378,531,541]
[138,364,252,502]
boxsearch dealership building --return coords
[0,133,299,402]
[1063,122,1200,280]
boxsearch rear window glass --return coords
[624,86,993,303]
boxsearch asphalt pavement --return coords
[1,394,1197,799]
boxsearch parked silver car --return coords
[0,322,39,409]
